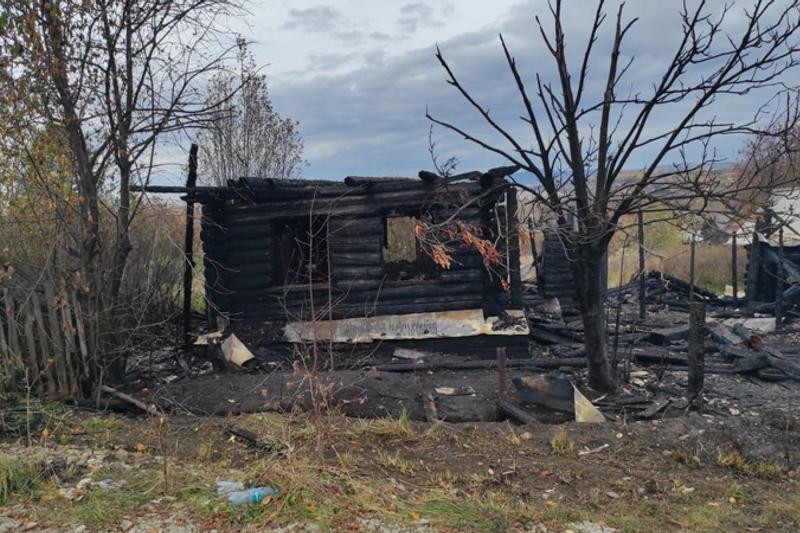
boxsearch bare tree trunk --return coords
[572,246,614,391]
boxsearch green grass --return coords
[0,457,42,504]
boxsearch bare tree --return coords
[429,0,800,391]
[198,38,305,184]
[0,0,242,386]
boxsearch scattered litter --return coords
[578,443,610,456]
[434,386,476,396]
[95,479,128,490]
[393,348,429,361]
[221,334,255,367]
[226,486,280,507]
[194,330,224,346]
[574,387,606,423]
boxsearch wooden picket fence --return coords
[0,279,92,398]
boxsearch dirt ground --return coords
[1,402,798,532]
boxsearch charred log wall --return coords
[540,233,575,306]
[746,240,800,304]
[198,178,517,322]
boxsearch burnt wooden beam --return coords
[507,187,523,307]
[497,399,539,425]
[132,184,226,194]
[182,144,199,344]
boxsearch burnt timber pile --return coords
[130,174,800,424]
[538,231,575,307]
[746,232,800,315]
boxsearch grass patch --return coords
[717,450,749,472]
[374,450,415,475]
[550,428,574,456]
[349,411,415,441]
[0,457,42,504]
[669,447,702,468]
[411,495,518,531]
[717,450,787,479]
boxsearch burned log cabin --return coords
[745,232,800,311]
[141,167,531,357]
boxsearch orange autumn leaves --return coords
[414,220,505,285]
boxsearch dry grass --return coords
[2,410,799,532]
[607,214,747,294]
[550,428,575,455]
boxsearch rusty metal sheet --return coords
[284,308,529,343]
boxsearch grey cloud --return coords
[398,3,443,34]
[307,52,358,72]
[271,1,800,178]
[282,6,342,33]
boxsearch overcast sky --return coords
[212,0,799,179]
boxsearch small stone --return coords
[606,491,620,499]
[520,432,533,441]
[0,518,21,533]
[120,519,133,531]
[73,525,87,532]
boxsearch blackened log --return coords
[330,251,383,266]
[182,144,199,344]
[647,326,690,345]
[224,236,275,251]
[687,302,706,410]
[374,358,576,373]
[225,263,273,278]
[342,281,483,302]
[227,249,272,263]
[506,187,523,307]
[227,274,274,291]
[418,170,439,183]
[329,236,384,253]
[529,327,575,345]
[333,266,384,279]
[329,217,384,235]
[497,399,539,425]
[132,184,225,194]
[484,165,521,181]
[223,186,482,223]
[236,297,486,321]
[638,211,646,320]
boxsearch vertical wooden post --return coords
[182,144,199,344]
[527,218,541,283]
[776,226,785,331]
[689,231,697,302]
[638,211,646,320]
[496,347,508,398]
[687,301,706,410]
[731,233,738,300]
[506,187,523,307]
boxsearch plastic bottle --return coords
[226,487,279,506]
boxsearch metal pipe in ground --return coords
[497,347,508,397]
